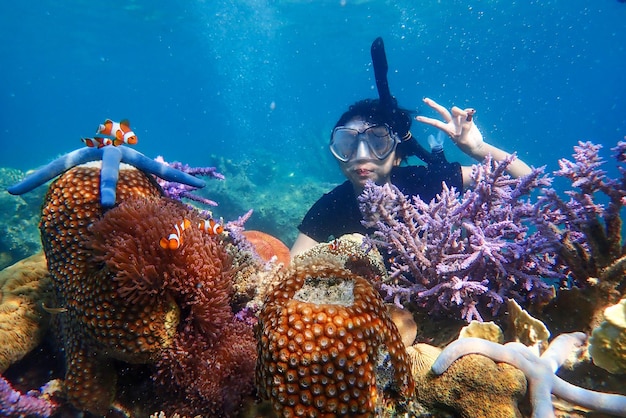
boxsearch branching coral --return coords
[359,155,558,322]
[154,156,225,213]
[0,375,58,418]
[536,141,626,330]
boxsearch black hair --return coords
[332,98,417,161]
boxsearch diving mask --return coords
[330,124,400,162]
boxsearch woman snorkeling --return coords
[291,38,531,256]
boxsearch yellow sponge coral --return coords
[0,252,51,372]
[589,298,626,374]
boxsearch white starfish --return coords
[432,332,626,417]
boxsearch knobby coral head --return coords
[38,163,255,415]
[257,257,414,417]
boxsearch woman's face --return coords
[334,118,398,191]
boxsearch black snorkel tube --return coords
[370,37,446,166]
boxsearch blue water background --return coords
[2,0,625,186]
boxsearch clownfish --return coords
[160,218,192,250]
[198,218,224,235]
[82,119,137,148]
[82,135,115,148]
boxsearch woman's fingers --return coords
[451,106,476,122]
[422,97,452,122]
[416,99,478,140]
[415,115,455,137]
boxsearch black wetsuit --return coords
[298,163,463,242]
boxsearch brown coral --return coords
[40,165,171,414]
[415,354,527,418]
[39,164,257,416]
[256,259,414,417]
[0,251,51,373]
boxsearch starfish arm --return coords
[100,147,123,208]
[119,147,206,189]
[528,375,556,418]
[431,337,534,375]
[540,332,587,373]
[7,147,103,195]
[552,376,626,417]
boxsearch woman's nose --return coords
[354,139,372,160]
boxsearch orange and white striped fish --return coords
[198,218,224,235]
[160,218,191,250]
[82,119,137,148]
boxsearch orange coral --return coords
[243,230,291,267]
[40,165,170,414]
[256,261,414,417]
[40,164,256,416]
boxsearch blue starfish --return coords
[432,332,626,417]
[7,146,206,208]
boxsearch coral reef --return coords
[256,256,414,417]
[8,145,205,207]
[154,156,224,213]
[458,320,504,344]
[536,141,626,333]
[359,156,558,322]
[418,353,527,418]
[0,375,58,418]
[0,168,42,270]
[203,154,332,246]
[588,297,626,374]
[405,343,442,378]
[242,230,291,266]
[37,163,256,416]
[40,165,169,413]
[0,252,51,373]
[292,233,388,284]
[432,332,626,417]
[505,298,550,351]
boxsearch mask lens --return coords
[364,125,395,159]
[330,124,398,162]
[330,128,359,162]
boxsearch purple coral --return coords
[359,155,560,322]
[0,376,57,418]
[536,140,626,288]
[154,156,225,212]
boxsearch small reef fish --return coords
[160,218,192,250]
[42,302,68,314]
[82,119,137,148]
[198,218,224,235]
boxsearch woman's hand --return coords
[415,97,484,156]
[415,97,532,180]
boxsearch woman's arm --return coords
[415,97,531,186]
[290,232,319,258]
